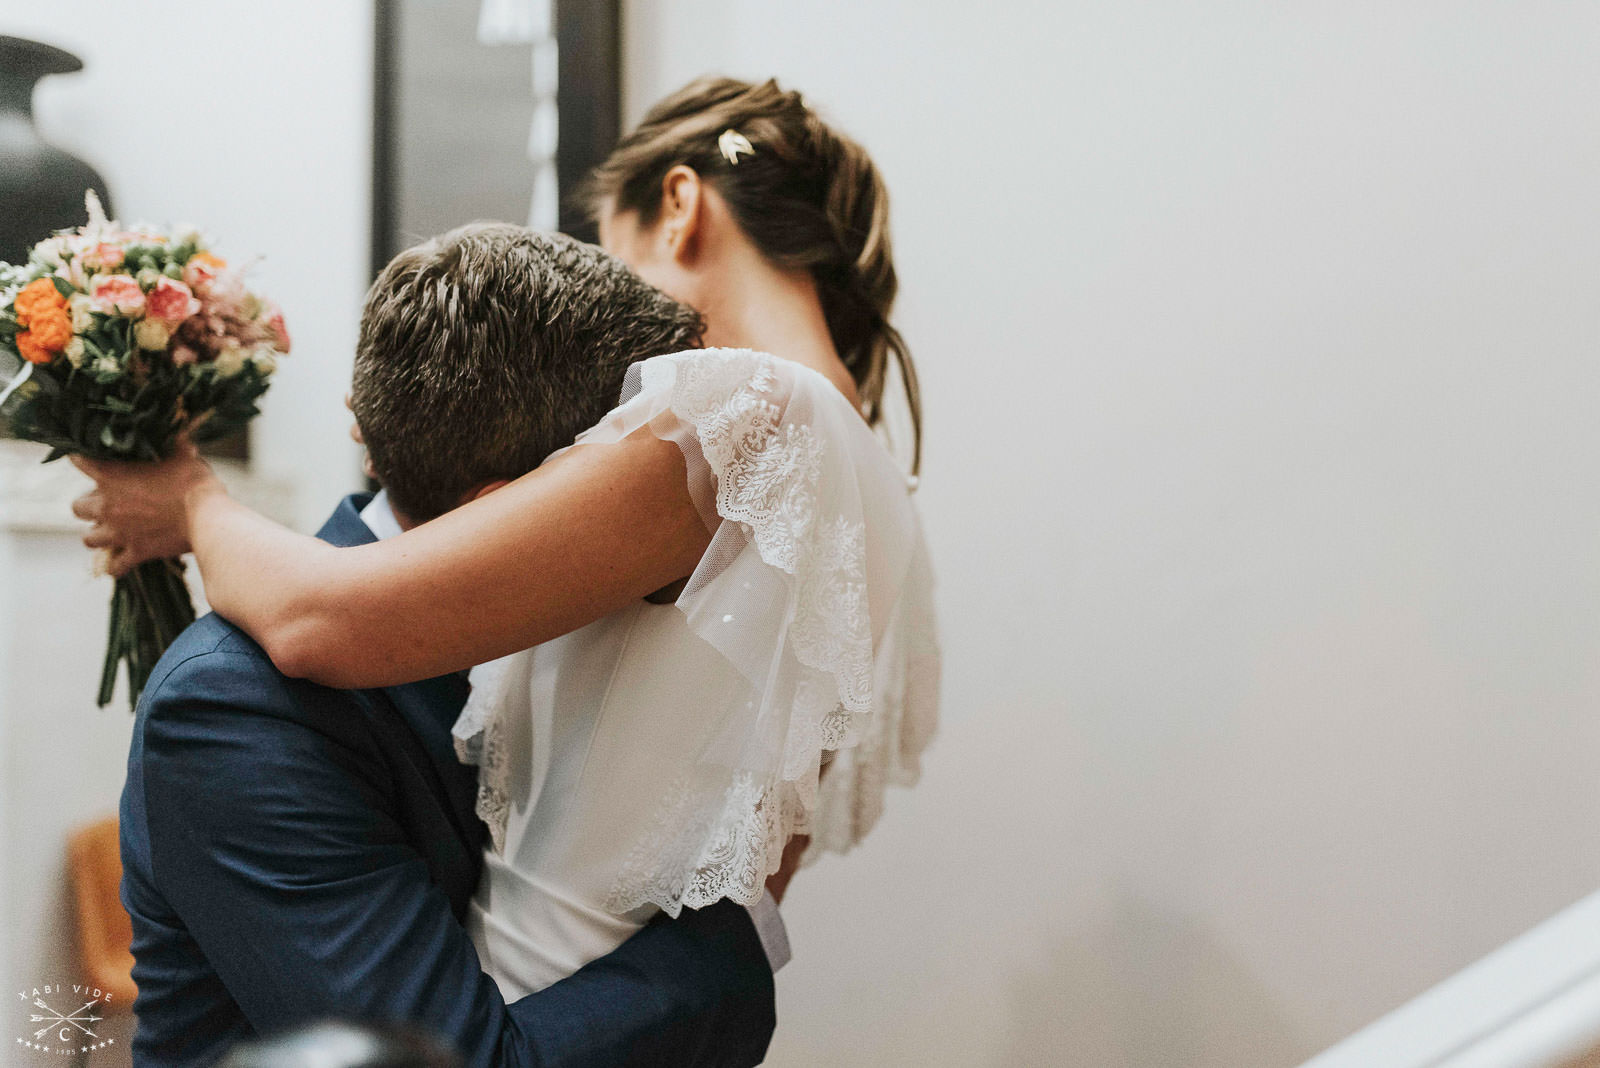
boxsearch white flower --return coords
[214,343,247,377]
[93,355,119,375]
[69,294,95,332]
[56,258,88,291]
[64,337,86,367]
[174,224,204,246]
[32,238,65,269]
[250,347,278,376]
[134,319,172,352]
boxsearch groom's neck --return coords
[383,478,507,534]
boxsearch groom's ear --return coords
[464,479,512,507]
[658,165,703,263]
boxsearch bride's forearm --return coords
[176,430,709,690]
[184,478,348,677]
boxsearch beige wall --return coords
[622,3,1600,1065]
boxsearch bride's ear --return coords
[658,165,703,264]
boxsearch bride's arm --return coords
[74,430,710,689]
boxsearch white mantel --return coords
[0,438,295,536]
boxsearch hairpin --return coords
[719,128,755,165]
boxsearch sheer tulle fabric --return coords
[454,348,939,917]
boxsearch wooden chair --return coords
[66,816,138,1014]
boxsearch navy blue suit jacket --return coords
[119,494,775,1068]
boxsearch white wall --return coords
[3,5,1596,1065]
[0,486,143,1056]
[0,4,372,1050]
[624,3,1600,1065]
[5,0,373,533]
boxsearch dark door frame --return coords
[369,0,621,275]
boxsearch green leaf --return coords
[51,276,75,299]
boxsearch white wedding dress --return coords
[452,348,941,998]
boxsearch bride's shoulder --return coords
[641,347,868,426]
[592,347,913,497]
[640,346,796,389]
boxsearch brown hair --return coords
[580,76,922,473]
[351,223,703,522]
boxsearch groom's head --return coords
[350,223,704,525]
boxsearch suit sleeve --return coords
[138,648,773,1068]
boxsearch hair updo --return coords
[580,76,922,473]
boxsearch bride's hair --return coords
[581,76,922,474]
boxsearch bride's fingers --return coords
[82,523,119,550]
[107,546,136,579]
[71,490,104,522]
[70,455,132,489]
[68,453,128,479]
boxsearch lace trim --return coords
[453,655,514,853]
[606,350,880,914]
[670,351,873,717]
[605,771,801,916]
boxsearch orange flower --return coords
[189,251,227,269]
[14,277,68,325]
[16,330,54,364]
[26,305,73,352]
[12,277,74,363]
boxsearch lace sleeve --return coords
[459,348,940,916]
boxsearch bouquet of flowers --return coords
[0,193,290,710]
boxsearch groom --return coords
[117,227,785,1067]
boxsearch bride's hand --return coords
[70,439,224,577]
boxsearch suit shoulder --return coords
[140,614,270,701]
[132,633,387,811]
[137,614,362,738]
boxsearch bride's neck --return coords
[696,253,859,404]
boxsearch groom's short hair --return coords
[351,224,704,523]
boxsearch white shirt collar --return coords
[358,489,405,542]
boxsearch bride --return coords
[75,77,940,999]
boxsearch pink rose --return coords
[183,257,220,292]
[145,277,201,325]
[89,274,146,317]
[201,271,248,320]
[86,243,125,269]
[264,303,291,353]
